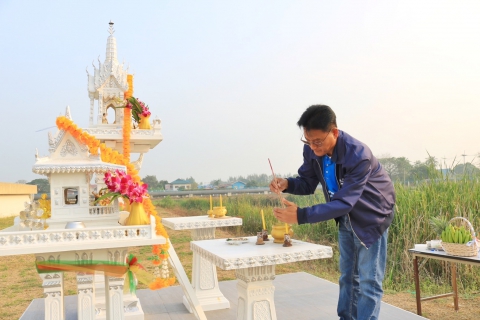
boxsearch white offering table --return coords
[162,215,242,312]
[190,236,333,320]
[0,216,166,320]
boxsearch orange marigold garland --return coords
[125,74,134,100]
[123,108,131,164]
[55,115,174,288]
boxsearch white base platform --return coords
[21,272,428,320]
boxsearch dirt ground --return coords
[1,207,480,319]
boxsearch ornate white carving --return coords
[131,154,144,173]
[33,163,125,175]
[60,139,78,157]
[43,281,62,288]
[190,240,333,270]
[162,217,242,231]
[83,128,158,137]
[191,228,216,240]
[40,272,65,320]
[48,132,55,148]
[106,274,126,320]
[65,106,72,120]
[89,205,116,215]
[0,223,156,254]
[77,272,95,320]
[153,116,161,128]
[49,130,66,153]
[235,265,276,283]
[199,256,215,290]
[44,291,62,297]
[124,300,139,313]
[87,22,128,97]
[253,300,272,320]
[192,243,333,271]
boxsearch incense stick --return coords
[268,158,285,208]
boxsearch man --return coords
[271,105,395,320]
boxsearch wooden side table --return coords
[409,248,480,316]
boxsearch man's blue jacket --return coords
[285,130,395,248]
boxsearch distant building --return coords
[165,179,193,191]
[0,182,37,218]
[231,181,246,190]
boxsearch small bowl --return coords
[65,221,86,229]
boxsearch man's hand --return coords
[269,178,288,194]
[273,198,298,224]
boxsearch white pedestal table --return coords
[162,215,242,312]
[190,236,333,320]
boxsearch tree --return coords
[378,156,413,183]
[245,180,259,188]
[27,178,50,194]
[186,177,198,190]
[410,161,430,181]
[211,179,221,187]
[158,180,168,190]
[142,175,159,190]
[453,163,480,176]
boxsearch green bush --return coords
[179,198,209,212]
[157,196,176,208]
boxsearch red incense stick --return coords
[268,158,285,208]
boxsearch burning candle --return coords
[285,223,288,234]
[261,210,266,230]
[209,195,212,210]
[220,195,222,207]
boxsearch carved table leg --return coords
[39,272,65,320]
[105,274,126,320]
[77,272,96,320]
[183,227,230,312]
[235,265,277,320]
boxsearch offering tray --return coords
[226,237,249,245]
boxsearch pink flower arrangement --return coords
[122,97,151,124]
[102,169,148,203]
[137,99,151,117]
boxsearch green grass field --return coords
[157,176,480,292]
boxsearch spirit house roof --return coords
[32,107,125,176]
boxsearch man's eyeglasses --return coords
[301,129,331,148]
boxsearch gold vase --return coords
[121,199,131,212]
[271,223,293,243]
[125,201,150,225]
[138,114,151,130]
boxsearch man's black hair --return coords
[297,105,337,132]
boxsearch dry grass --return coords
[1,208,480,320]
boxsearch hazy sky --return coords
[1,1,479,185]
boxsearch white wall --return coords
[0,194,33,218]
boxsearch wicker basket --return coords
[441,217,478,257]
